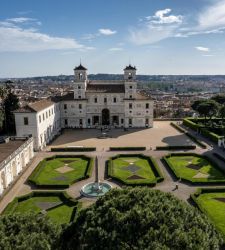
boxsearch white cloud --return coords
[130,9,183,45]
[0,17,87,52]
[7,17,35,23]
[195,46,210,52]
[147,9,183,24]
[109,47,123,51]
[98,28,117,35]
[198,0,225,30]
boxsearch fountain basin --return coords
[81,182,112,198]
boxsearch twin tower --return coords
[73,64,137,82]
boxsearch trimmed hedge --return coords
[3,191,80,223]
[107,154,164,186]
[191,187,225,241]
[213,152,225,164]
[156,145,196,150]
[109,147,146,151]
[170,122,186,133]
[183,118,224,145]
[28,155,93,188]
[200,128,223,143]
[183,118,200,131]
[51,147,96,152]
[171,121,207,149]
[185,132,207,149]
[163,152,225,184]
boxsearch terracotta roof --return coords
[86,83,125,93]
[74,64,87,70]
[124,64,136,70]
[135,93,152,100]
[14,99,55,113]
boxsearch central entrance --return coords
[102,109,110,125]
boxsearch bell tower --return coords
[73,63,87,99]
[124,64,137,99]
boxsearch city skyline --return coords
[1,0,225,77]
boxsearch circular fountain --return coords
[81,157,112,198]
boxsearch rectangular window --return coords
[129,103,132,109]
[129,95,132,99]
[113,97,117,103]
[79,104,82,109]
[121,118,124,124]
[130,86,133,89]
[24,117,28,125]
[78,96,81,99]
[49,110,51,116]
[129,118,132,125]
[46,111,48,118]
[52,108,53,114]
[145,118,149,124]
[146,103,149,109]
[64,104,67,110]
[78,85,81,89]
[104,97,107,103]
[79,119,83,125]
[43,113,45,121]
[65,119,68,126]
[94,97,97,103]
[39,115,41,123]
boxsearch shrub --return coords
[156,145,196,150]
[51,147,96,152]
[109,147,146,151]
[170,122,185,133]
[183,118,200,131]
[59,187,223,249]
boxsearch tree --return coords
[0,213,61,250]
[3,91,19,134]
[59,187,223,250]
[192,100,218,125]
[211,95,225,105]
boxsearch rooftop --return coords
[0,138,27,167]
[124,64,136,71]
[86,83,125,93]
[14,99,55,113]
[74,64,87,71]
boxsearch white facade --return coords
[14,64,154,150]
[0,137,34,196]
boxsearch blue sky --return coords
[1,0,225,77]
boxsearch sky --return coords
[1,0,225,77]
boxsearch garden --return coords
[192,188,225,240]
[28,155,93,188]
[107,154,163,185]
[163,153,225,183]
[3,191,80,224]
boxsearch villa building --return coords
[0,136,34,196]
[14,64,153,150]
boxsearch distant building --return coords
[14,64,153,150]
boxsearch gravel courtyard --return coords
[50,121,193,150]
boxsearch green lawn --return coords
[165,155,225,183]
[195,192,225,240]
[29,156,91,186]
[110,156,158,185]
[3,193,79,224]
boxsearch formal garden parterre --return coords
[3,191,80,224]
[191,188,225,240]
[107,154,164,186]
[28,155,93,188]
[163,153,225,183]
